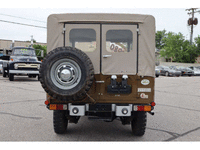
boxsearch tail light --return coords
[44,100,67,110]
[133,105,152,112]
[151,102,156,106]
[49,104,68,110]
[44,100,49,105]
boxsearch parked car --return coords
[189,66,200,76]
[195,66,200,70]
[0,60,3,74]
[155,66,161,77]
[2,47,41,81]
[157,66,181,77]
[170,66,194,76]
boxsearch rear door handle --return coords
[103,55,112,58]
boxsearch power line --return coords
[0,19,46,29]
[0,13,46,23]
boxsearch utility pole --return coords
[186,8,200,44]
[31,35,33,48]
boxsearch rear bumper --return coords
[9,70,39,74]
[182,72,194,76]
[47,103,154,117]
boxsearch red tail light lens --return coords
[134,105,152,112]
[151,102,156,106]
[137,106,144,111]
[44,100,49,105]
[49,104,67,110]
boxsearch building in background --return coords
[0,39,13,49]
[0,39,46,50]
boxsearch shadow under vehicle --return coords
[2,47,41,81]
[156,66,181,77]
[40,13,156,136]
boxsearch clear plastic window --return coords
[12,49,36,56]
[106,30,133,53]
[69,29,96,52]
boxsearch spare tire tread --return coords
[39,46,94,101]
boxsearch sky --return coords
[0,1,199,43]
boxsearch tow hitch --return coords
[148,111,155,115]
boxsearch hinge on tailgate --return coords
[136,28,140,35]
[62,28,66,34]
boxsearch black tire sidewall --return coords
[2,68,6,77]
[40,47,94,100]
[53,110,68,134]
[9,74,14,81]
[131,112,147,136]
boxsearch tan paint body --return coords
[47,74,154,105]
[46,13,155,105]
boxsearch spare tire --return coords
[39,47,94,101]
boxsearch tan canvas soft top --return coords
[47,13,155,77]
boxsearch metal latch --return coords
[103,55,112,58]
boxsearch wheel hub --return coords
[50,59,82,90]
[60,69,71,81]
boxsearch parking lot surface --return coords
[0,75,200,141]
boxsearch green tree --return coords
[195,36,200,51]
[33,44,47,60]
[160,32,185,62]
[181,42,198,63]
[159,31,200,63]
[156,29,167,50]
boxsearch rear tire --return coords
[2,68,7,77]
[53,110,68,134]
[9,73,14,81]
[131,112,147,136]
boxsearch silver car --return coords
[157,66,181,77]
[189,66,200,76]
[155,66,161,77]
[170,66,194,76]
[0,60,3,74]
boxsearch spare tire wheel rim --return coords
[50,59,82,90]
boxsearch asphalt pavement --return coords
[0,75,200,141]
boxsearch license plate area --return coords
[89,104,112,112]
